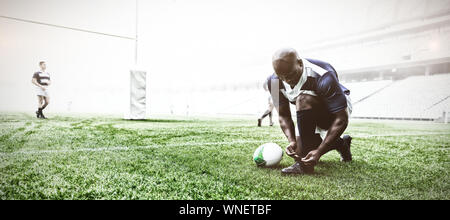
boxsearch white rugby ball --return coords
[253,143,283,167]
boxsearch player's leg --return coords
[338,135,352,162]
[42,96,49,109]
[260,110,271,119]
[36,96,43,118]
[40,96,50,119]
[259,97,275,127]
[268,103,274,126]
[258,111,268,127]
[282,94,321,174]
[258,105,273,126]
[316,110,352,162]
[318,135,352,161]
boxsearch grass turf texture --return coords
[0,112,449,200]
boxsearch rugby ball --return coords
[253,143,283,167]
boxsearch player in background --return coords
[31,61,51,119]
[258,80,275,127]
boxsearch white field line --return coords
[1,132,448,156]
[0,140,269,156]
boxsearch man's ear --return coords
[297,59,303,67]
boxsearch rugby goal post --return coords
[126,70,147,120]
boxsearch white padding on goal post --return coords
[129,70,146,119]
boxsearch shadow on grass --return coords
[262,164,285,170]
[313,159,373,177]
[256,159,373,178]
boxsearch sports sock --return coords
[296,110,322,158]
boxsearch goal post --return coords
[127,70,146,120]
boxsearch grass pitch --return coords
[0,112,449,200]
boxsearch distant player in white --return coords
[258,80,274,127]
[31,61,51,119]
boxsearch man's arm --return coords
[301,109,348,166]
[31,77,45,89]
[276,102,296,145]
[320,110,349,155]
[267,77,297,157]
[301,71,349,165]
[276,99,300,158]
[47,73,51,86]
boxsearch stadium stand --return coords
[351,73,450,120]
[152,75,450,122]
[344,80,394,104]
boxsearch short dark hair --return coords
[39,61,45,66]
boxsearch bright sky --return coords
[139,0,378,86]
[0,0,448,113]
[0,0,389,86]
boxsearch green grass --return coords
[0,112,449,200]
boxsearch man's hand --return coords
[285,142,300,159]
[301,149,321,166]
[41,86,46,90]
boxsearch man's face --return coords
[40,63,46,70]
[273,58,301,86]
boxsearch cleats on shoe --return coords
[338,135,352,162]
[257,119,262,127]
[36,111,41,118]
[281,162,314,175]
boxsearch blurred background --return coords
[0,0,449,122]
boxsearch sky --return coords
[1,0,412,87]
[0,0,449,114]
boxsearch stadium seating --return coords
[148,74,449,121]
[351,74,450,120]
[344,80,394,104]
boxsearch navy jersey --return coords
[267,58,349,114]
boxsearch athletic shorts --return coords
[295,94,352,139]
[35,86,49,97]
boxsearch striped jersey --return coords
[32,71,51,86]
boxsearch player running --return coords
[267,48,353,174]
[31,61,51,119]
[258,80,275,127]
